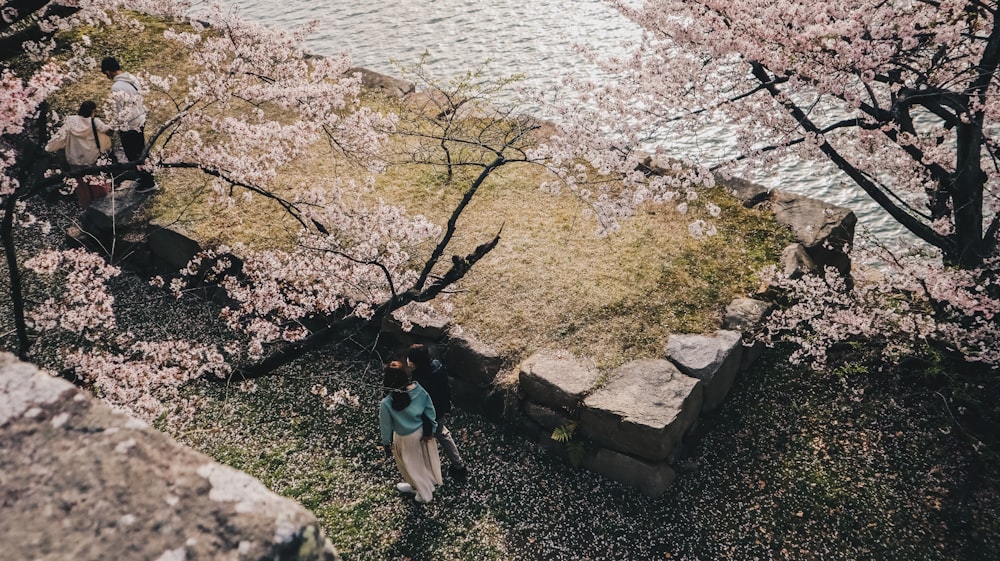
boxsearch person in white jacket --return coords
[101,56,156,192]
[45,100,113,169]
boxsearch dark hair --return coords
[406,344,433,372]
[77,100,97,117]
[382,361,411,411]
[100,57,121,72]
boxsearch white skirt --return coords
[392,429,443,502]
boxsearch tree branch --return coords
[749,61,955,254]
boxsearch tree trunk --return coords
[233,313,376,381]
[950,123,987,268]
[1,193,31,359]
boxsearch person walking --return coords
[100,56,156,192]
[379,360,442,503]
[45,100,113,206]
[406,344,469,480]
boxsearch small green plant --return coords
[551,422,577,443]
[551,422,586,466]
[832,361,869,378]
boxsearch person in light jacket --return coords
[100,56,155,192]
[379,361,442,503]
[45,100,112,170]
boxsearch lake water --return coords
[211,0,904,243]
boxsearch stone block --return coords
[580,447,676,498]
[724,298,774,371]
[768,189,856,275]
[444,332,504,387]
[721,176,770,207]
[781,242,819,278]
[450,376,517,422]
[665,330,743,412]
[0,353,340,561]
[518,351,600,410]
[579,359,702,462]
[722,298,773,333]
[522,401,573,432]
[83,181,149,234]
[147,220,203,272]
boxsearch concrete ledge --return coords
[0,354,340,561]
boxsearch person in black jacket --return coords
[406,344,468,480]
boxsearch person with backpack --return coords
[406,344,469,480]
[100,56,156,193]
[45,100,113,206]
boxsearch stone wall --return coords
[0,354,341,560]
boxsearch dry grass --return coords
[50,13,793,370]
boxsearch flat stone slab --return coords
[0,353,339,561]
[579,359,702,462]
[518,351,600,410]
[665,330,743,412]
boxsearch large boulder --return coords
[0,354,340,561]
[768,189,856,275]
[579,359,702,462]
[518,351,600,411]
[665,330,743,412]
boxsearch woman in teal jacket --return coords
[379,361,442,503]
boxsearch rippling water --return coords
[212,0,903,242]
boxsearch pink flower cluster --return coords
[172,187,443,359]
[24,248,120,339]
[761,245,1000,368]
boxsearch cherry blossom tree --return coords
[561,0,999,269]
[182,60,545,381]
[536,0,1000,367]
